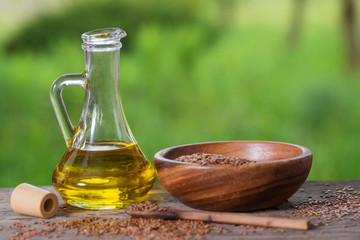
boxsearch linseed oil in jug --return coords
[50,28,155,210]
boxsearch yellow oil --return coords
[52,142,155,210]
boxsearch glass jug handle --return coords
[50,73,86,147]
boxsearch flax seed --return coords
[10,208,230,240]
[174,153,254,166]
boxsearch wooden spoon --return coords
[126,208,309,230]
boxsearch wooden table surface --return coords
[0,180,359,240]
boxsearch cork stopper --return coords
[11,183,59,219]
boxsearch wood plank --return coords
[0,180,359,239]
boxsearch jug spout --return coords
[81,28,126,48]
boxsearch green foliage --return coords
[0,0,360,187]
[4,0,221,53]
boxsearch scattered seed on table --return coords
[8,185,360,239]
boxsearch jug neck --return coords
[81,28,127,103]
[72,28,135,149]
[84,49,120,100]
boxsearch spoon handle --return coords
[177,210,309,230]
[126,209,309,230]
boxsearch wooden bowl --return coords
[154,141,312,212]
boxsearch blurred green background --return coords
[0,0,360,187]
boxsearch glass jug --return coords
[50,28,155,210]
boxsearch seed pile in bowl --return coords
[174,153,254,166]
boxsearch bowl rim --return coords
[154,140,312,167]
